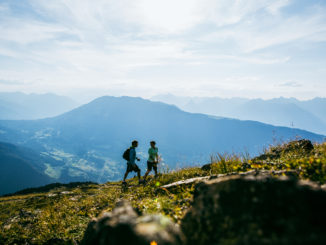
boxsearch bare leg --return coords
[154,169,158,177]
[123,171,130,181]
[137,170,141,180]
[154,166,158,177]
[144,170,150,179]
[144,162,152,180]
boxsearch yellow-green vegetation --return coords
[0,141,325,244]
[246,141,326,184]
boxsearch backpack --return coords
[123,148,130,161]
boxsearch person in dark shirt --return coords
[123,140,142,184]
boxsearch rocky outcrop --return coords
[181,171,326,245]
[253,139,314,161]
[81,200,184,245]
[286,139,314,153]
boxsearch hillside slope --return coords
[0,142,55,195]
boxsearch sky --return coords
[0,0,326,100]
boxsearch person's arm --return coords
[134,148,140,161]
[154,148,159,162]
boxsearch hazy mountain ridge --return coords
[151,95,326,135]
[0,92,79,120]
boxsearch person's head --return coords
[150,141,156,148]
[132,140,138,147]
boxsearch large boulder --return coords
[253,139,314,161]
[81,200,184,245]
[181,172,326,245]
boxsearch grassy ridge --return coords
[0,141,325,244]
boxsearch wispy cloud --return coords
[279,81,303,87]
[199,3,326,53]
[0,79,27,85]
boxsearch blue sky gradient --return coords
[0,0,325,100]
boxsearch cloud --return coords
[28,0,293,35]
[199,4,326,53]
[206,54,291,65]
[279,81,302,87]
[123,0,202,33]
[266,0,291,14]
[0,21,70,45]
[0,4,9,13]
[198,0,291,26]
[241,14,326,52]
[0,79,26,85]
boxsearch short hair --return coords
[132,140,138,146]
[150,141,156,145]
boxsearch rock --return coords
[253,139,314,161]
[60,191,72,195]
[19,209,34,218]
[81,200,184,245]
[284,139,314,153]
[160,176,210,190]
[181,172,326,245]
[43,238,75,245]
[201,163,212,171]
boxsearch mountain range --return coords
[1,92,326,135]
[0,96,324,195]
[151,94,326,135]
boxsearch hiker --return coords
[123,140,142,184]
[144,141,159,180]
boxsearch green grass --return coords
[0,141,325,244]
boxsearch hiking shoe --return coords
[139,179,145,184]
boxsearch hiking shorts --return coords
[127,162,140,172]
[147,161,158,172]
